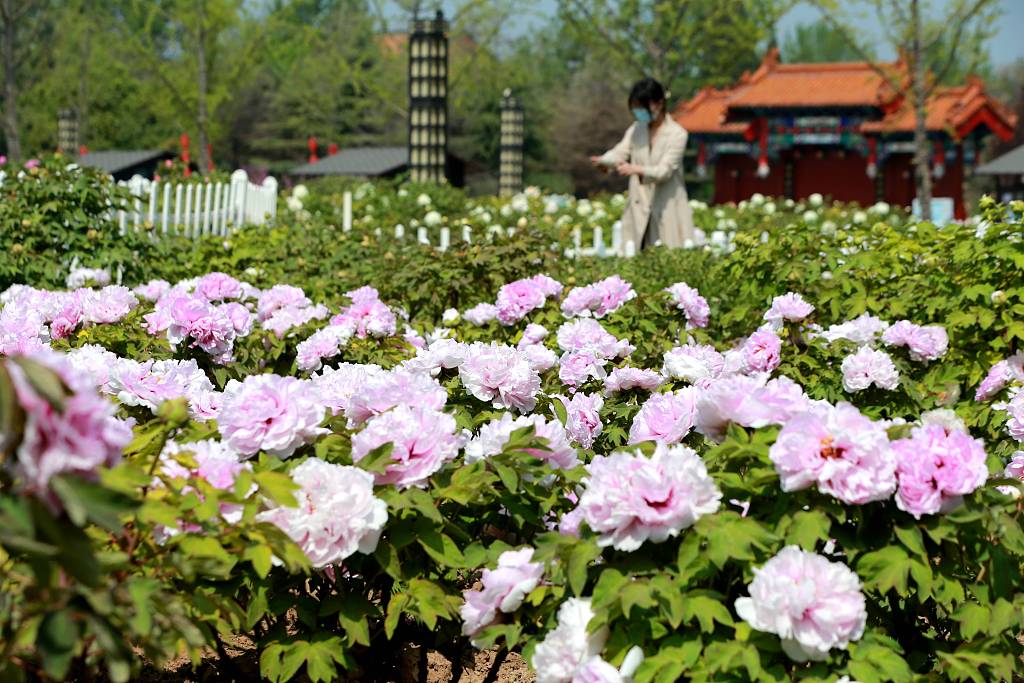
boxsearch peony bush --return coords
[1,175,1023,682]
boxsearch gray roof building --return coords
[291,146,466,187]
[975,144,1024,176]
[78,149,176,180]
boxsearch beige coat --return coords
[599,116,695,248]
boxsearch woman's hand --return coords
[616,161,643,177]
[589,155,604,167]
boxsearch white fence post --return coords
[343,191,352,232]
[395,224,405,239]
[462,225,472,243]
[161,183,171,233]
[612,221,623,256]
[417,226,429,245]
[439,227,450,251]
[593,226,604,256]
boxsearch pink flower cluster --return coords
[531,598,609,683]
[0,307,49,355]
[346,368,447,426]
[465,412,578,470]
[570,443,721,551]
[882,320,948,362]
[763,292,814,330]
[603,367,663,396]
[6,351,133,508]
[459,342,541,412]
[296,324,355,372]
[664,282,709,328]
[893,423,988,518]
[463,302,498,326]
[561,276,636,319]
[556,319,634,389]
[110,357,214,414]
[351,404,461,487]
[695,374,810,442]
[256,459,387,568]
[460,548,544,642]
[840,346,899,392]
[330,286,397,338]
[628,388,698,446]
[218,374,326,457]
[167,297,238,363]
[310,363,384,417]
[263,303,330,338]
[735,546,866,661]
[769,402,896,504]
[495,275,563,325]
[820,313,889,345]
[975,353,1024,401]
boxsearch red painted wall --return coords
[713,154,784,204]
[791,147,874,205]
[883,152,966,218]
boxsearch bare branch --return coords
[808,1,905,94]
[927,0,994,94]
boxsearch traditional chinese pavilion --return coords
[673,49,1017,218]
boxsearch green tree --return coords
[809,0,1000,221]
[782,19,872,62]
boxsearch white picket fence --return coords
[338,191,636,258]
[115,170,278,237]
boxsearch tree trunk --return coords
[196,2,211,175]
[910,0,933,221]
[1,0,21,162]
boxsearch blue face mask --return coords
[631,107,652,123]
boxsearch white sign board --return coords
[912,197,955,226]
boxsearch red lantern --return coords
[866,137,878,179]
[696,141,707,178]
[932,140,945,179]
[755,120,769,178]
[327,142,339,156]
[308,137,319,164]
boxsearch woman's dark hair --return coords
[628,78,666,109]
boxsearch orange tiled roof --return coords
[673,49,1016,141]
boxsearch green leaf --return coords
[355,442,395,475]
[620,581,656,618]
[954,602,989,640]
[255,470,300,507]
[567,540,601,596]
[780,510,831,550]
[37,609,79,680]
[243,544,273,578]
[856,546,912,594]
[50,475,137,531]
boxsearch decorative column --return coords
[408,10,449,184]
[499,88,524,196]
[58,109,80,157]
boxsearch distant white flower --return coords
[416,193,431,206]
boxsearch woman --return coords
[591,78,695,249]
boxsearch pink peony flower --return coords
[769,402,897,504]
[257,284,311,321]
[521,343,559,373]
[998,451,1024,497]
[196,272,243,301]
[574,443,721,551]
[459,342,541,412]
[346,368,447,426]
[532,598,608,683]
[529,274,564,298]
[296,324,354,372]
[460,548,544,642]
[401,338,467,377]
[893,424,989,518]
[742,327,782,373]
[821,313,890,345]
[79,286,138,324]
[558,351,608,388]
[664,282,710,328]
[65,267,110,289]
[7,351,133,506]
[0,308,49,356]
[134,279,171,302]
[110,358,213,412]
[561,276,636,319]
[763,292,814,329]
[465,412,578,470]
[496,278,548,325]
[263,303,330,338]
[167,296,236,362]
[975,353,1024,401]
[557,393,604,449]
[218,375,326,457]
[217,302,254,337]
[1004,393,1024,442]
[556,319,633,359]
[734,546,866,661]
[662,343,725,385]
[519,323,549,347]
[65,344,119,393]
[628,388,699,446]
[463,302,498,326]
[695,374,810,442]
[310,363,384,417]
[603,367,663,396]
[331,288,397,338]
[351,405,460,487]
[256,459,387,568]
[881,320,948,362]
[840,346,899,392]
